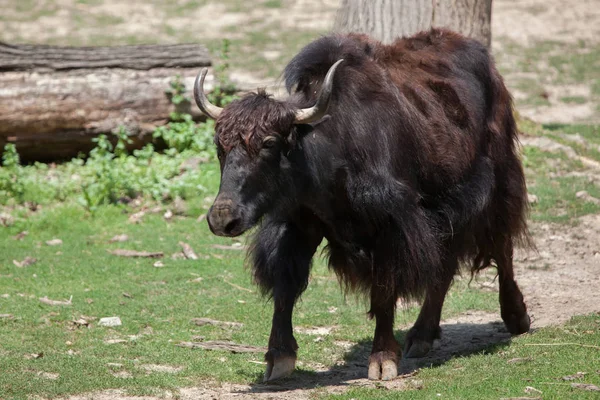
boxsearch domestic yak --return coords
[193,28,531,381]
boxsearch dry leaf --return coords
[191,318,243,328]
[72,318,89,327]
[0,313,14,319]
[45,239,63,246]
[109,249,163,258]
[39,296,72,306]
[500,398,541,400]
[109,234,129,243]
[211,243,245,251]
[37,371,59,380]
[140,364,183,373]
[13,231,28,240]
[524,386,542,394]
[179,242,198,260]
[13,256,37,268]
[104,339,127,344]
[24,352,44,359]
[197,214,206,222]
[571,383,600,391]
[98,316,122,327]
[153,261,165,268]
[176,340,265,353]
[562,372,586,381]
[0,212,14,226]
[128,211,146,224]
[171,252,185,260]
[508,357,533,364]
[122,292,133,299]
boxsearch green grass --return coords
[325,314,600,399]
[0,190,499,399]
[0,115,599,397]
[519,122,600,223]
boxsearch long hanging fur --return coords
[226,29,531,302]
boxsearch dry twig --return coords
[39,296,72,306]
[109,249,163,258]
[177,340,265,353]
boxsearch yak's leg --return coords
[403,258,456,358]
[252,220,322,382]
[264,286,299,381]
[495,237,530,334]
[368,288,400,380]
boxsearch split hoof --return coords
[368,351,398,380]
[263,355,296,382]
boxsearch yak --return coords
[193,28,531,382]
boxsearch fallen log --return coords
[0,42,212,162]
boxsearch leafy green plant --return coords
[166,74,189,106]
[0,144,25,203]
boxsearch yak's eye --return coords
[262,136,278,149]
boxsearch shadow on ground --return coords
[234,319,513,395]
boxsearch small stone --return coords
[98,317,122,327]
[527,193,539,204]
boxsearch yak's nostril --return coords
[224,218,241,235]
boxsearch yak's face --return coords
[192,60,342,236]
[207,93,297,237]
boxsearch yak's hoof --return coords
[263,354,296,382]
[503,311,531,335]
[368,351,398,381]
[404,338,432,358]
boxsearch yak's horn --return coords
[193,68,223,120]
[294,59,343,124]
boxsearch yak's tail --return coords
[471,60,534,273]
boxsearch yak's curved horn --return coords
[193,68,223,120]
[294,59,344,124]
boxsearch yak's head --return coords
[194,60,342,237]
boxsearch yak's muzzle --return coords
[207,198,244,237]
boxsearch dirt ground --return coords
[11,0,599,398]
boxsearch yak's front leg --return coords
[251,220,322,382]
[368,287,399,380]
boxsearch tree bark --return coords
[333,0,492,48]
[0,42,211,71]
[0,43,212,162]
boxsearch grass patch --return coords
[522,144,600,222]
[325,314,600,400]
[0,194,499,399]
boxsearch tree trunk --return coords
[333,0,492,48]
[0,43,212,162]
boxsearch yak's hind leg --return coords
[495,236,530,334]
[251,219,322,381]
[368,288,400,381]
[403,257,456,358]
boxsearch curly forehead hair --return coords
[215,90,297,155]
